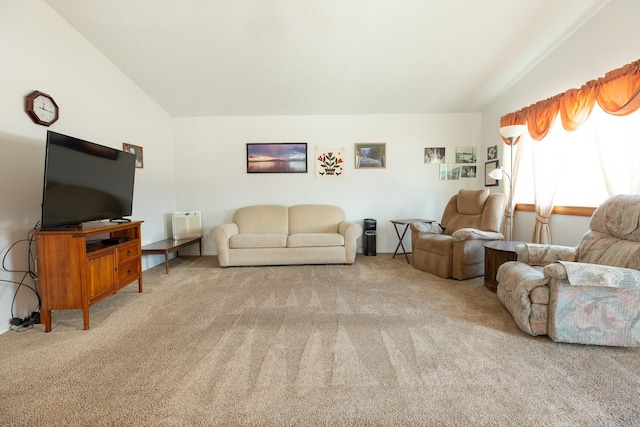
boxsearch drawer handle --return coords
[126,250,131,256]
[127,269,132,276]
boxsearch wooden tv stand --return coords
[34,220,144,332]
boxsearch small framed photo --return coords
[246,143,307,173]
[485,160,499,187]
[424,147,445,164]
[455,146,477,164]
[123,143,143,168]
[439,164,460,180]
[355,143,386,168]
[461,165,477,178]
[487,145,498,160]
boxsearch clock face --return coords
[34,95,57,123]
[25,90,59,126]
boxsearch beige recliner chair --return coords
[496,194,640,347]
[410,189,506,280]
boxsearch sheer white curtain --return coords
[592,106,640,195]
[529,124,567,244]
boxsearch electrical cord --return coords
[1,226,41,329]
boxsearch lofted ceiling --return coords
[45,0,610,117]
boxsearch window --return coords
[511,105,639,209]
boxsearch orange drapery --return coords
[501,59,640,141]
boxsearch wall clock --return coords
[25,90,59,126]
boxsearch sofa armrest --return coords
[451,228,503,242]
[544,261,640,289]
[338,220,361,237]
[339,221,363,263]
[210,223,239,267]
[517,243,578,266]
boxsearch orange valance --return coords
[501,59,640,142]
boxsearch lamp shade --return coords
[488,167,504,180]
[499,124,527,139]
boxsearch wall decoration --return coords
[25,90,59,126]
[485,160,499,186]
[439,164,460,180]
[461,165,477,178]
[455,146,477,164]
[355,143,386,168]
[316,148,344,178]
[487,145,498,160]
[424,147,445,164]
[123,143,144,168]
[246,143,307,173]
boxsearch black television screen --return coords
[40,131,136,229]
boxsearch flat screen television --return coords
[40,131,137,230]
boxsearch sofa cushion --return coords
[234,205,289,235]
[287,233,344,248]
[289,204,344,234]
[230,234,287,249]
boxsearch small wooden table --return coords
[142,236,202,273]
[390,219,435,263]
[483,241,525,292]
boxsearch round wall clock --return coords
[25,90,59,126]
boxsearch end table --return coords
[483,241,524,292]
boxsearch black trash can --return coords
[365,231,377,256]
[363,218,377,256]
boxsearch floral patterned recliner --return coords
[496,194,640,347]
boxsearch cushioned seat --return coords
[411,189,506,280]
[496,194,640,347]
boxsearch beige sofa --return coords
[211,204,362,267]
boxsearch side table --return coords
[483,241,525,292]
[389,219,435,264]
[142,236,202,274]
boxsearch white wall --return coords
[173,113,484,255]
[0,1,177,333]
[481,0,640,246]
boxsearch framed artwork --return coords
[455,146,477,164]
[355,143,386,168]
[123,143,143,168]
[485,160,499,186]
[439,164,460,180]
[487,145,498,160]
[246,143,307,173]
[461,165,477,178]
[424,147,445,164]
[316,148,344,178]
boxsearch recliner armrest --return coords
[451,228,503,241]
[544,261,640,288]
[517,243,578,266]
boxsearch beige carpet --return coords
[0,254,639,426]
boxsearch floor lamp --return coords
[488,124,527,241]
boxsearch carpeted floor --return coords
[0,254,638,426]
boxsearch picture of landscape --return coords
[455,146,477,163]
[247,143,307,173]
